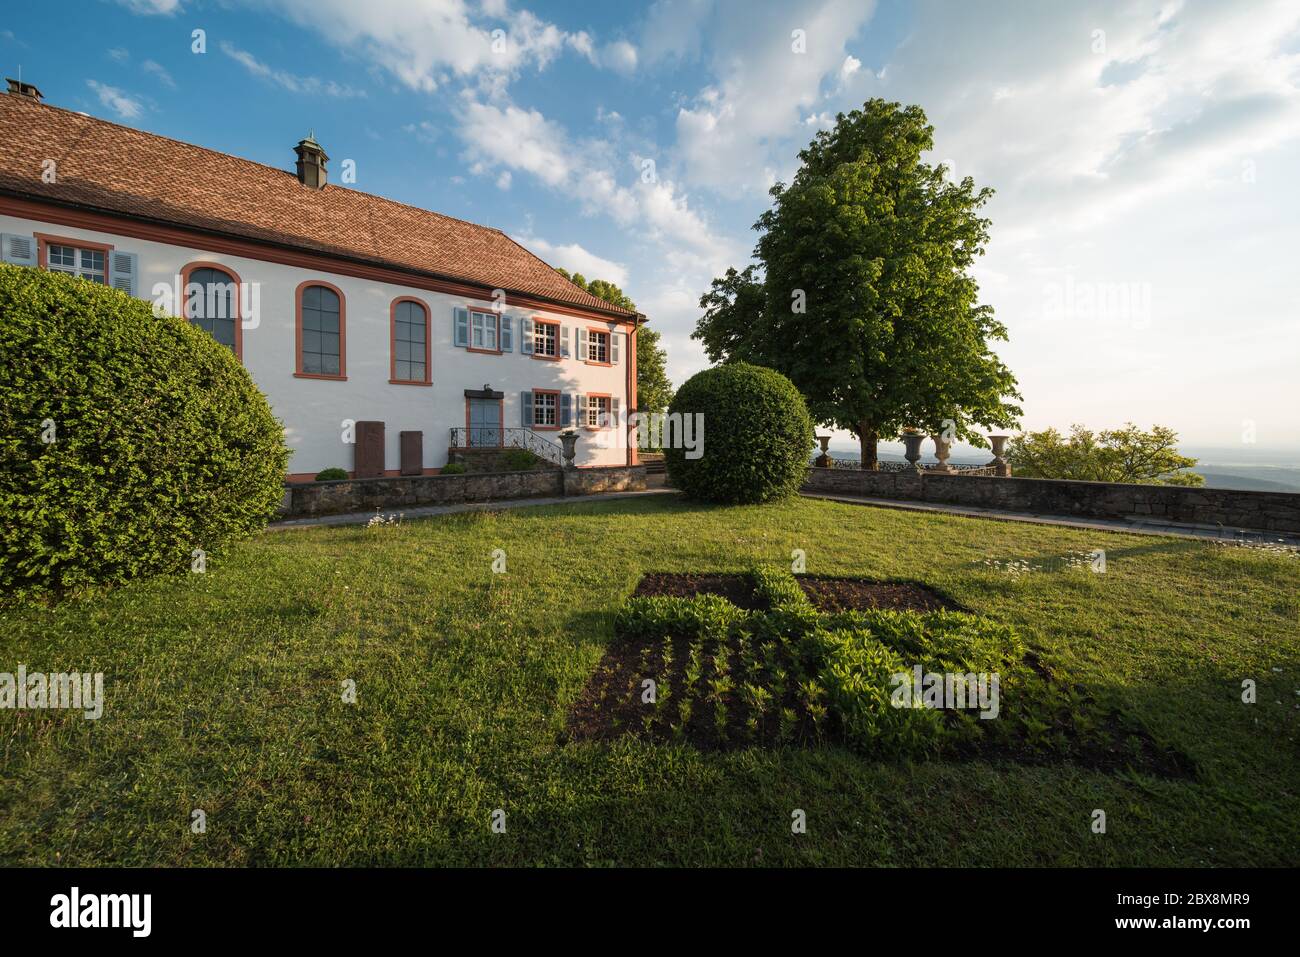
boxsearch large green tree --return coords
[694,99,1021,468]
[557,268,673,414]
[1009,424,1203,486]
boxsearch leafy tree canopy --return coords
[1008,424,1203,486]
[693,98,1021,467]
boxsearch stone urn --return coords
[930,433,954,473]
[989,435,1010,477]
[901,431,925,467]
[559,430,578,470]
[814,434,832,468]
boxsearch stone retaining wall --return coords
[803,467,1300,534]
[281,465,646,518]
[563,465,645,496]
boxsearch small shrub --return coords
[752,563,811,610]
[813,626,949,755]
[615,594,749,643]
[314,467,348,481]
[664,362,813,504]
[501,447,540,471]
[0,264,288,603]
[440,462,467,475]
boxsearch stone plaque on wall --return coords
[355,421,385,479]
[400,431,423,476]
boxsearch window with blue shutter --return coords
[561,392,572,426]
[454,307,469,347]
[521,317,535,354]
[611,331,620,364]
[521,390,533,427]
[501,314,513,352]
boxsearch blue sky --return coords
[4,0,1299,454]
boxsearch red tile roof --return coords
[0,93,635,317]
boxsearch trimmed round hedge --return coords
[664,362,813,504]
[0,263,288,602]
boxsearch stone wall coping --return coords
[804,467,1300,499]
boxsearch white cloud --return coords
[115,0,182,13]
[141,59,176,88]
[457,96,737,267]
[85,80,144,120]
[219,41,366,98]
[496,169,512,190]
[402,120,438,143]
[670,0,878,195]
[514,236,629,288]
[458,100,573,187]
[254,0,615,94]
[601,40,639,73]
[639,0,713,65]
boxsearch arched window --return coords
[181,262,241,357]
[295,281,346,379]
[390,297,431,385]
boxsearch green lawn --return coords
[2,494,1297,866]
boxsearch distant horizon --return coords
[823,440,1300,467]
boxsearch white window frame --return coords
[469,309,499,351]
[534,391,558,427]
[534,321,558,357]
[586,395,610,428]
[47,243,107,284]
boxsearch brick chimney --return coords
[5,78,43,103]
[293,132,328,189]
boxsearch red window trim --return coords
[532,317,561,361]
[294,279,347,380]
[584,392,613,430]
[180,260,244,361]
[389,295,432,385]
[462,395,504,447]
[35,232,113,284]
[531,388,562,430]
[466,306,503,355]
[585,326,612,366]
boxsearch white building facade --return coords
[0,85,640,480]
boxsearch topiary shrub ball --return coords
[0,263,289,603]
[664,362,814,504]
[314,467,348,481]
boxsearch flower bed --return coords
[567,566,1191,776]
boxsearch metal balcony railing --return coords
[823,458,998,476]
[449,427,564,465]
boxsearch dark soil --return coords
[633,572,769,610]
[796,575,964,612]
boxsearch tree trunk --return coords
[858,424,879,470]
